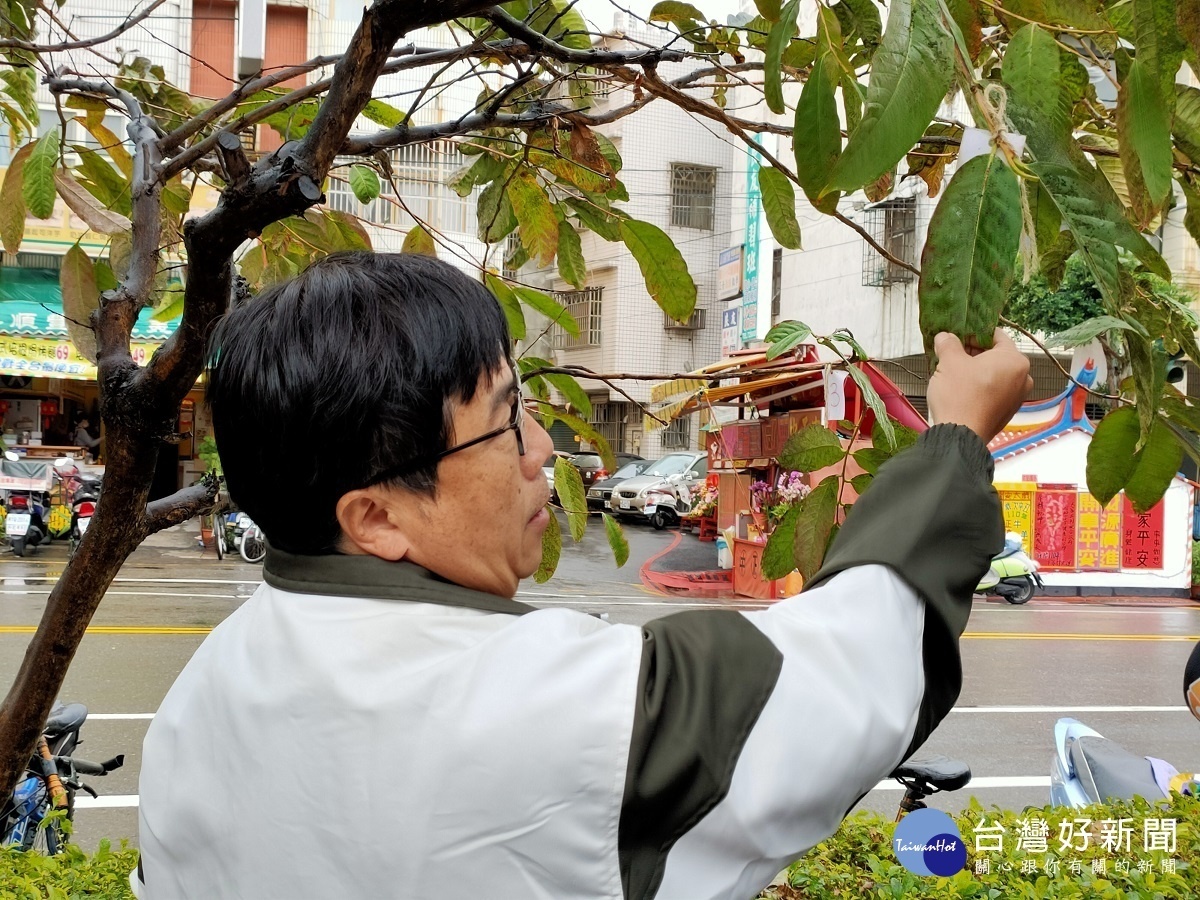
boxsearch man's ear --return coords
[335,488,414,560]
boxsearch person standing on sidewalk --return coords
[135,252,1031,900]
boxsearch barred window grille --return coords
[861,197,918,286]
[591,401,628,451]
[326,140,474,233]
[670,164,717,231]
[660,417,690,450]
[551,286,604,350]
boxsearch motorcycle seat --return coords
[1069,735,1165,803]
[890,753,972,792]
[44,702,87,738]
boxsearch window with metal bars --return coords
[325,140,474,232]
[670,164,717,231]
[550,287,604,350]
[590,401,628,451]
[660,417,691,450]
[861,197,918,286]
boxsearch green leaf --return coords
[23,131,59,219]
[556,221,586,289]
[764,319,813,360]
[1125,418,1185,513]
[0,141,33,254]
[918,151,1022,357]
[834,0,883,51]
[348,165,380,204]
[514,285,579,338]
[163,176,192,215]
[1086,406,1140,506]
[485,274,526,341]
[852,446,891,474]
[872,417,918,455]
[850,473,874,495]
[544,407,617,473]
[649,1,707,23]
[754,0,782,22]
[846,365,895,449]
[565,196,624,241]
[603,513,630,568]
[401,224,437,257]
[477,176,519,243]
[534,506,561,583]
[1003,24,1169,300]
[60,243,99,364]
[554,456,589,540]
[1175,85,1200,167]
[762,502,802,580]
[1118,59,1173,219]
[792,478,838,581]
[543,371,592,418]
[779,424,846,472]
[507,172,559,266]
[73,147,130,215]
[793,53,842,211]
[765,0,802,114]
[757,166,802,249]
[152,288,186,323]
[827,0,954,193]
[322,209,372,251]
[362,99,405,128]
[620,219,697,322]
[1047,315,1139,349]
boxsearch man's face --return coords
[372,363,554,597]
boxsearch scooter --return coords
[645,474,695,530]
[2,454,54,558]
[62,466,101,559]
[977,532,1043,604]
[1050,717,1180,807]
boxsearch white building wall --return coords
[994,430,1193,592]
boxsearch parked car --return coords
[570,451,643,489]
[611,452,708,526]
[542,451,573,504]
[587,459,652,512]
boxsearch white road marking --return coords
[83,705,1190,722]
[72,776,1059,811]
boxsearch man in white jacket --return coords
[136,252,1031,899]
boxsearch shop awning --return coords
[0,268,181,382]
[0,268,181,341]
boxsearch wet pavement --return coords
[0,514,1198,851]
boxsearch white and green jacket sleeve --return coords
[620,424,1003,900]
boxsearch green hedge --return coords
[0,839,137,899]
[759,794,1200,899]
[4,794,1198,898]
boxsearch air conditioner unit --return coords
[664,308,706,331]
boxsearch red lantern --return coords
[0,401,10,416]
[40,400,58,417]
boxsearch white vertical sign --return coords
[825,369,848,422]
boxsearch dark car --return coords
[586,459,652,511]
[570,451,643,489]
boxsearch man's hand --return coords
[928,330,1033,443]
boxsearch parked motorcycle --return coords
[644,474,696,530]
[1,454,54,557]
[1,701,123,853]
[977,532,1043,604]
[239,518,266,564]
[51,458,101,558]
[1049,717,1180,807]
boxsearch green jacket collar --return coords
[263,547,535,617]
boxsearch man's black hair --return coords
[206,252,511,555]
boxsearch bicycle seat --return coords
[891,754,972,792]
[1069,735,1165,803]
[44,702,87,738]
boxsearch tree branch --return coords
[0,0,168,51]
[1000,316,1123,401]
[484,7,686,66]
[146,478,220,534]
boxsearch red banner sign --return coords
[1121,498,1165,570]
[1034,489,1078,571]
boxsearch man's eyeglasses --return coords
[363,364,526,487]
